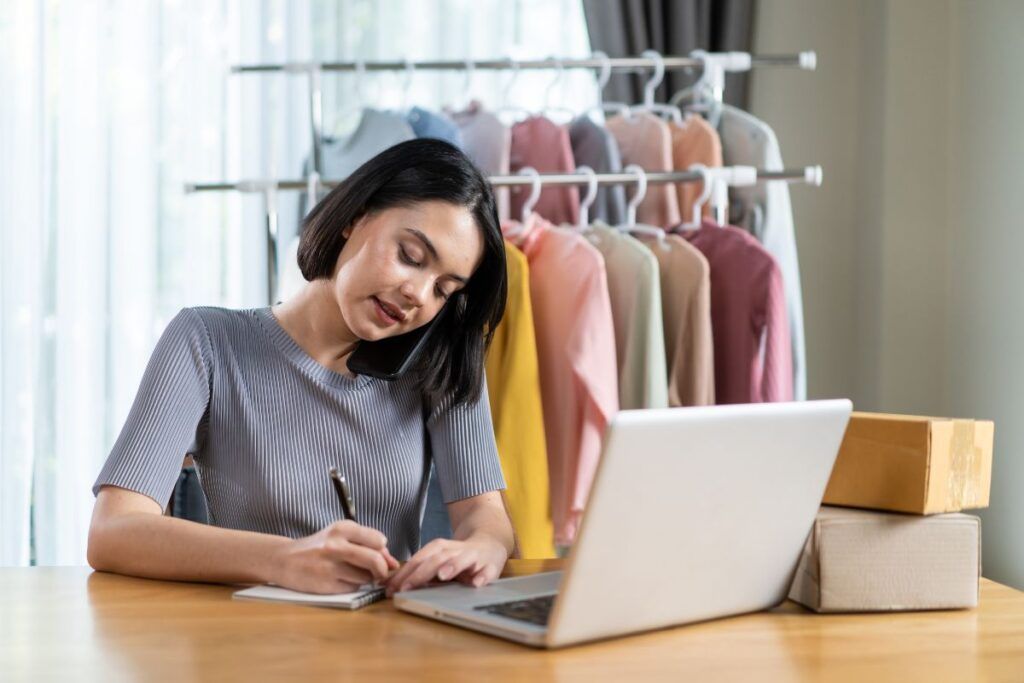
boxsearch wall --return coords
[749,0,1024,589]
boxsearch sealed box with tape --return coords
[822,412,993,515]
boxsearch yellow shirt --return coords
[486,241,556,558]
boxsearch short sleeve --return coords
[426,377,506,503]
[92,308,213,508]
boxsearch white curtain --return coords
[0,0,591,566]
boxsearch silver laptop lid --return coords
[547,400,852,647]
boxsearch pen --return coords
[329,467,358,524]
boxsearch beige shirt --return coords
[584,223,669,410]
[606,112,681,229]
[669,114,724,224]
[634,233,715,407]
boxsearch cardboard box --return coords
[822,412,993,514]
[788,506,981,612]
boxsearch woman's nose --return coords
[399,277,430,308]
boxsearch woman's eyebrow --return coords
[404,228,468,284]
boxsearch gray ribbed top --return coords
[92,306,505,560]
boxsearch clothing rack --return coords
[187,50,821,303]
[229,51,816,178]
[186,166,822,304]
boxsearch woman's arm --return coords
[384,490,514,595]
[89,486,398,593]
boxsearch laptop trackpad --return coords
[396,571,563,610]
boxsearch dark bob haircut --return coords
[297,138,507,411]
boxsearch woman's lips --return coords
[372,296,403,325]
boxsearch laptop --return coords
[395,399,853,648]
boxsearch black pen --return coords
[329,467,358,523]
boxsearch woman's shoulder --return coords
[165,305,265,353]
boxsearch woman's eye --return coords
[399,246,420,267]
[436,286,450,301]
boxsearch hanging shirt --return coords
[569,116,628,225]
[484,241,556,558]
[633,232,715,407]
[605,112,681,229]
[406,106,464,149]
[449,100,511,221]
[509,116,580,226]
[669,114,724,223]
[683,220,793,404]
[299,108,415,222]
[585,222,669,410]
[504,214,618,546]
[719,104,807,401]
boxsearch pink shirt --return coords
[509,117,580,226]
[503,214,619,545]
[682,220,793,403]
[606,112,681,229]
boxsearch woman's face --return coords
[332,200,484,342]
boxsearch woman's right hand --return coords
[267,520,400,594]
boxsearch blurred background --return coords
[1,0,1021,590]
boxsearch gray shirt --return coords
[569,116,628,225]
[92,306,505,560]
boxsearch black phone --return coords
[346,305,448,381]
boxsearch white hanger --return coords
[333,58,367,136]
[678,163,714,231]
[580,51,631,122]
[401,57,415,110]
[628,50,686,125]
[575,165,598,231]
[494,57,531,122]
[459,58,476,110]
[619,164,666,241]
[541,57,578,123]
[502,166,541,241]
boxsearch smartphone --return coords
[346,306,448,381]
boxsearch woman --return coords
[88,139,514,597]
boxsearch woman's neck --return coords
[271,280,361,375]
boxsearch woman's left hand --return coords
[384,535,508,597]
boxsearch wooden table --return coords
[3,560,1024,682]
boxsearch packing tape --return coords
[949,420,980,509]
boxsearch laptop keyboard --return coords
[473,594,556,626]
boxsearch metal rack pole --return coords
[185,167,823,194]
[229,52,817,75]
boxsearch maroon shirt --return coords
[682,221,793,403]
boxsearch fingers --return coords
[469,562,500,588]
[382,547,400,571]
[331,561,374,587]
[326,540,390,583]
[398,550,458,592]
[386,541,451,596]
[436,551,481,583]
[327,520,388,551]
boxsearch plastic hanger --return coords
[494,57,531,122]
[333,58,368,137]
[449,58,476,112]
[579,51,631,122]
[400,57,415,111]
[503,166,541,241]
[575,165,598,232]
[618,164,666,243]
[541,57,578,123]
[628,50,686,126]
[678,163,713,231]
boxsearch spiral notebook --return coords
[233,584,386,610]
